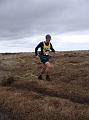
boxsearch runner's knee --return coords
[45,62,53,69]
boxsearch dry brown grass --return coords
[0,51,89,120]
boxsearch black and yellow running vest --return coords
[43,42,50,55]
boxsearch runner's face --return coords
[46,38,51,43]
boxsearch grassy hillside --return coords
[0,51,89,120]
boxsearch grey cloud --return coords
[0,0,89,39]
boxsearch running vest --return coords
[43,42,50,55]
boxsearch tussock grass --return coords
[0,51,89,119]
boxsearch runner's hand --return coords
[35,55,40,64]
[36,55,39,58]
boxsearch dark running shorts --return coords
[39,55,49,64]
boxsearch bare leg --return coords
[40,64,46,74]
[38,64,46,80]
[45,62,53,80]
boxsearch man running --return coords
[35,34,55,81]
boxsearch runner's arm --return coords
[50,43,55,53]
[35,42,43,56]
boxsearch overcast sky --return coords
[0,0,89,52]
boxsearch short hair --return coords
[45,34,51,40]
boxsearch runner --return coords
[35,34,55,81]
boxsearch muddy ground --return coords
[0,51,89,120]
